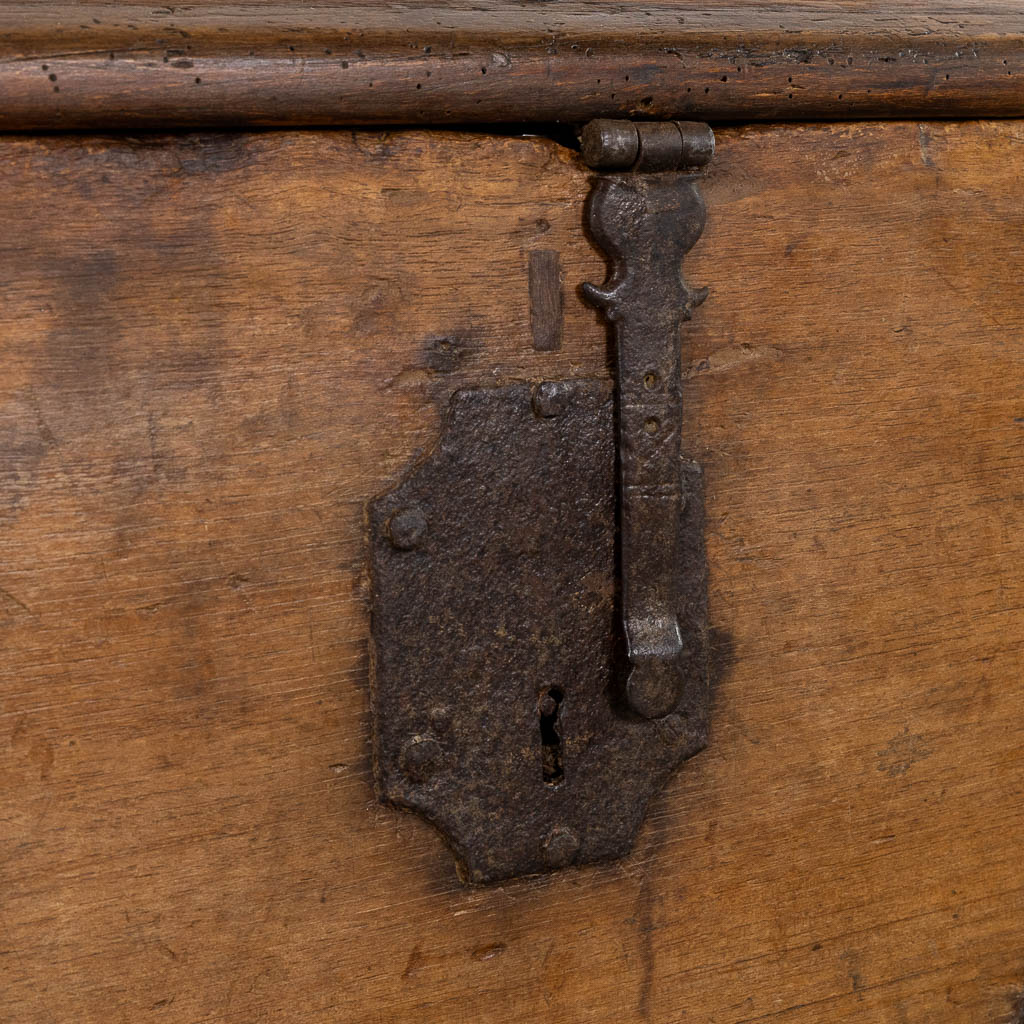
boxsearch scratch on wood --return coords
[0,587,34,617]
[471,941,506,961]
[684,342,783,378]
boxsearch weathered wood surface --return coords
[3,3,1024,128]
[1,123,1022,1022]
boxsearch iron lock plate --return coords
[369,121,714,883]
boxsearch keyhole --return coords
[540,687,564,786]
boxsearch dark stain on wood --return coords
[707,625,736,707]
[1012,989,1024,1024]
[424,332,481,375]
[528,249,563,352]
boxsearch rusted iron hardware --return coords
[581,119,713,719]
[369,120,714,883]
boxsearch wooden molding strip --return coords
[3,3,1024,129]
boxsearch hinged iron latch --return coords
[369,120,714,883]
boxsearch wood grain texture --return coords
[3,3,1024,128]
[1,122,1022,1023]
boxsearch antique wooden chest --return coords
[1,4,1022,1022]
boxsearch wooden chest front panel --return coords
[1,122,1021,1022]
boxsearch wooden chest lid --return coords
[2,1,1024,129]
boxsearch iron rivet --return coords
[387,507,427,550]
[542,826,580,868]
[400,735,443,783]
[531,380,573,419]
